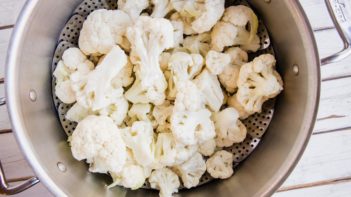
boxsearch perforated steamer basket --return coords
[3,0,351,196]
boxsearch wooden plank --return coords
[0,182,52,197]
[280,129,351,188]
[0,0,26,27]
[299,0,334,30]
[275,180,351,197]
[315,78,351,133]
[0,133,34,180]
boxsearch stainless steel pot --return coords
[1,0,351,196]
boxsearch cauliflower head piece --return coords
[78,9,132,55]
[121,121,156,167]
[155,133,177,167]
[125,16,174,105]
[118,0,149,20]
[169,52,204,80]
[98,97,129,125]
[171,0,225,34]
[171,108,215,145]
[211,21,239,52]
[151,0,174,18]
[149,168,180,197]
[218,47,248,93]
[205,50,231,75]
[199,138,216,156]
[183,33,211,57]
[236,54,283,115]
[194,69,224,112]
[70,115,127,174]
[206,150,234,179]
[74,45,127,111]
[214,107,247,147]
[173,152,206,188]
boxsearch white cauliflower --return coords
[74,45,127,111]
[183,33,211,57]
[54,48,94,104]
[174,143,198,165]
[118,0,149,20]
[151,0,173,18]
[211,21,238,52]
[206,150,234,179]
[222,6,260,52]
[70,115,126,174]
[173,81,204,113]
[109,150,151,190]
[227,94,251,119]
[213,107,247,147]
[121,121,155,167]
[173,152,206,188]
[78,9,132,55]
[66,103,92,122]
[164,70,177,101]
[236,54,283,115]
[128,103,151,121]
[111,59,134,88]
[198,139,216,156]
[218,47,248,93]
[125,16,174,105]
[205,50,231,75]
[171,20,184,47]
[171,0,225,34]
[98,97,129,125]
[194,69,224,112]
[155,133,177,167]
[171,108,215,145]
[159,52,172,71]
[153,101,173,131]
[168,52,204,80]
[149,168,180,197]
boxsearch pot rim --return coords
[5,0,320,196]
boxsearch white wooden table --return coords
[1,0,351,196]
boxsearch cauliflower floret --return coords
[214,107,247,147]
[149,168,180,197]
[173,152,206,188]
[70,115,126,174]
[159,52,172,71]
[205,50,231,75]
[198,139,216,156]
[151,0,173,18]
[62,48,87,70]
[173,80,205,112]
[153,101,173,130]
[117,0,149,20]
[121,121,155,167]
[128,103,151,121]
[168,52,204,80]
[66,103,92,122]
[54,48,95,104]
[174,143,198,165]
[227,94,251,119]
[55,80,76,104]
[211,21,238,52]
[74,45,127,111]
[125,16,174,105]
[236,54,283,115]
[194,69,224,112]
[206,150,234,179]
[109,150,151,190]
[222,6,260,52]
[219,47,248,93]
[155,133,177,166]
[98,97,129,125]
[111,59,134,88]
[164,70,177,101]
[171,108,215,145]
[171,20,184,47]
[183,33,211,57]
[171,0,225,34]
[78,9,132,55]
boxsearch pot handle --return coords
[321,0,351,65]
[0,78,40,195]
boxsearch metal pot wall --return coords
[1,0,351,196]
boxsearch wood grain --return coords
[275,180,351,197]
[0,0,26,27]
